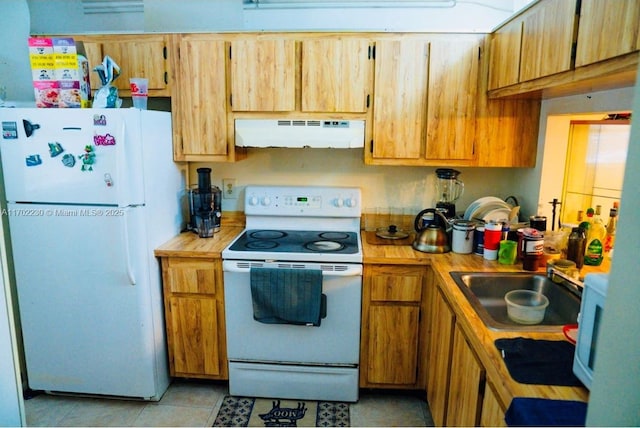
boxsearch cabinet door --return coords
[169,296,223,376]
[480,382,506,427]
[372,39,429,160]
[72,35,170,96]
[446,324,485,427]
[425,38,479,161]
[101,39,168,92]
[367,305,420,384]
[488,19,522,90]
[230,39,296,112]
[301,38,371,112]
[425,284,456,427]
[176,36,228,157]
[575,0,640,67]
[519,0,577,82]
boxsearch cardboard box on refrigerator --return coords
[28,37,91,108]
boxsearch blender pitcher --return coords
[435,168,464,219]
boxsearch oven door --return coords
[222,260,362,365]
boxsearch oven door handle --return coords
[222,261,362,276]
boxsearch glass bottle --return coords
[567,227,586,269]
[604,206,618,254]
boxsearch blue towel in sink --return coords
[250,268,325,326]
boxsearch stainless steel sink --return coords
[449,271,581,331]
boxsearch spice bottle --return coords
[567,227,586,269]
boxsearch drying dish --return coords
[464,197,512,221]
[504,289,549,325]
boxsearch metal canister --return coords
[452,220,475,254]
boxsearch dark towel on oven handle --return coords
[250,267,326,326]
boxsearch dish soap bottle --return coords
[584,206,606,266]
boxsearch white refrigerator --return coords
[0,108,183,400]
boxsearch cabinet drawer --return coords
[369,268,423,303]
[164,257,221,295]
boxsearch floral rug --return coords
[213,395,350,427]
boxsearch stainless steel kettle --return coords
[412,209,452,253]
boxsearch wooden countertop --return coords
[154,226,244,258]
[157,227,607,410]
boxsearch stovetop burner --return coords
[228,229,359,255]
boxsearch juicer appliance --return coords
[435,168,464,219]
[187,168,222,237]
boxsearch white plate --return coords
[482,208,512,223]
[463,197,506,220]
[468,201,511,221]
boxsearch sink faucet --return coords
[546,266,583,298]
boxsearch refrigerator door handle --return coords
[121,212,136,286]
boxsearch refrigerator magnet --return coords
[78,145,95,171]
[1,121,18,139]
[25,154,42,166]
[93,114,107,126]
[94,133,115,146]
[62,153,76,167]
[48,142,64,157]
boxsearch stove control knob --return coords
[335,198,344,207]
[261,196,271,206]
[248,195,259,206]
[345,197,358,208]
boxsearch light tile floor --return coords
[24,379,435,427]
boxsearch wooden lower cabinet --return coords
[481,381,508,427]
[425,283,456,426]
[360,264,430,388]
[446,324,486,426]
[425,277,506,427]
[160,257,228,379]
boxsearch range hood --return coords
[235,119,365,149]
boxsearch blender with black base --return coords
[435,168,464,219]
[188,168,222,237]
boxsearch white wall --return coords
[27,0,518,34]
[0,248,24,426]
[190,149,522,219]
[587,66,640,427]
[0,1,33,102]
[522,87,635,223]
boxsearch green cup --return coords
[498,240,517,265]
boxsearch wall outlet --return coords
[222,178,237,199]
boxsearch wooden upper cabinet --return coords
[488,18,522,90]
[371,38,429,160]
[230,39,296,112]
[301,38,372,112]
[519,0,577,82]
[370,35,480,165]
[175,36,228,158]
[575,0,640,67]
[74,34,170,96]
[426,38,479,161]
